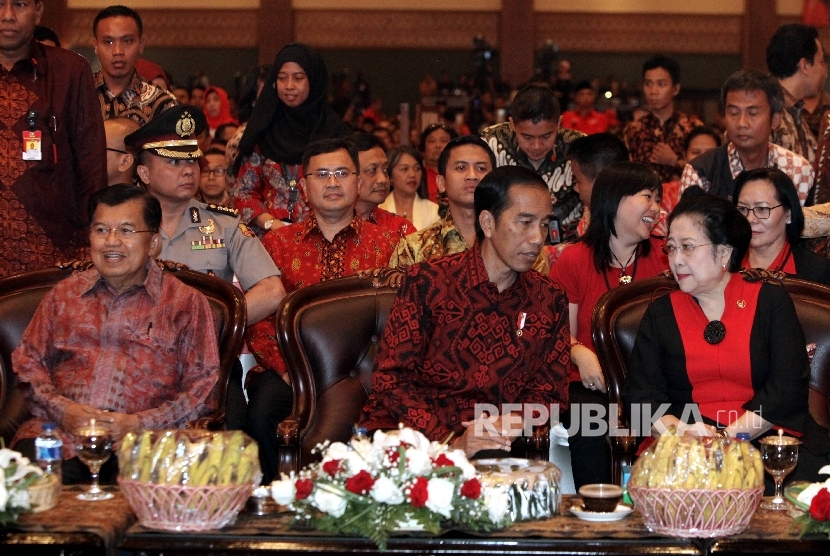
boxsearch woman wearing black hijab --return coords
[234,43,350,232]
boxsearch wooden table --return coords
[4,489,829,555]
[1,486,134,556]
[119,496,830,556]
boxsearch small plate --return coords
[570,503,633,522]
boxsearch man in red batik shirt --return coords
[360,166,571,459]
[12,184,219,484]
[245,137,398,483]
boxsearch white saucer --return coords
[569,503,633,521]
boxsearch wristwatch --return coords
[263,219,275,230]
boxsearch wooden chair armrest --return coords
[276,418,301,477]
[186,411,226,431]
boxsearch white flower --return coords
[405,449,433,477]
[323,442,351,462]
[373,429,401,449]
[9,488,29,510]
[425,477,455,518]
[370,475,404,505]
[484,487,511,523]
[0,480,7,512]
[312,486,347,517]
[398,427,431,453]
[444,449,477,480]
[271,477,297,505]
[0,448,27,469]
[341,451,370,477]
[350,436,374,460]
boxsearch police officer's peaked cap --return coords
[124,104,207,159]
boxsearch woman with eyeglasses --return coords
[734,167,830,286]
[380,146,439,230]
[625,194,828,491]
[549,161,668,489]
[233,43,350,233]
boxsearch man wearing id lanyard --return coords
[360,166,571,459]
[1,0,107,278]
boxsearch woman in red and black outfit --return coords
[625,194,828,491]
[734,167,830,287]
[550,162,668,488]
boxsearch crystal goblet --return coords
[75,418,114,501]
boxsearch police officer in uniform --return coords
[125,105,286,440]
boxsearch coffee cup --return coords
[578,483,623,512]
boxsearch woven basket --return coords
[28,473,61,513]
[628,485,763,537]
[119,478,253,532]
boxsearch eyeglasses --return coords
[736,204,783,219]
[106,147,128,155]
[662,243,714,257]
[305,169,357,181]
[201,167,227,177]
[90,226,155,240]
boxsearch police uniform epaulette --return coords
[204,204,239,217]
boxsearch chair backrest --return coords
[0,267,74,444]
[276,271,401,470]
[593,274,830,432]
[0,262,245,444]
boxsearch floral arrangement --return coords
[791,465,830,539]
[0,446,43,526]
[271,427,511,549]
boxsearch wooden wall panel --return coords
[534,13,743,55]
[66,10,259,49]
[293,10,500,49]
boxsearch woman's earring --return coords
[722,261,727,271]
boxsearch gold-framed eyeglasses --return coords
[305,169,357,181]
[90,226,155,240]
[736,204,782,219]
[662,243,714,257]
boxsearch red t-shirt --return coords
[549,237,668,381]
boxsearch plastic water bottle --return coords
[35,422,62,481]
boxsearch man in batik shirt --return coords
[1,0,107,277]
[12,184,219,484]
[92,5,176,124]
[360,166,571,458]
[766,23,825,167]
[623,55,702,183]
[245,137,398,483]
[481,83,584,242]
[680,70,813,205]
[349,133,415,237]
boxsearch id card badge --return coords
[23,130,42,161]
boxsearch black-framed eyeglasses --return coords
[305,169,357,181]
[736,204,783,219]
[90,226,155,240]
[201,167,227,177]
[107,147,128,155]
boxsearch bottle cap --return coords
[42,422,57,431]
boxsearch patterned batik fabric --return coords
[12,262,219,458]
[233,149,310,229]
[481,122,585,241]
[94,71,177,125]
[772,95,817,166]
[679,142,813,204]
[367,207,416,238]
[810,111,830,204]
[359,244,571,442]
[245,214,398,376]
[623,110,703,183]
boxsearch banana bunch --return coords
[630,431,764,490]
[118,430,261,486]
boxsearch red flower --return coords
[295,479,313,500]
[409,477,429,507]
[387,449,400,464]
[433,454,454,468]
[322,459,341,477]
[810,488,830,521]
[460,478,481,499]
[345,470,376,495]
